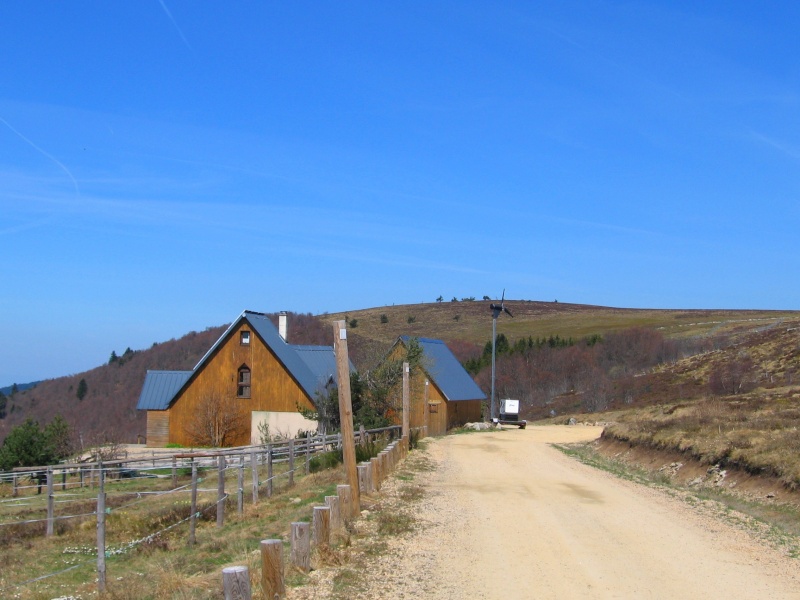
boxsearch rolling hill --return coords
[1,301,798,447]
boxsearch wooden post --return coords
[250,449,258,505]
[337,484,352,525]
[222,565,251,600]
[188,462,198,546]
[267,446,273,497]
[97,464,106,594]
[424,379,430,438]
[325,495,342,532]
[312,506,331,548]
[237,456,244,515]
[357,464,371,494]
[305,432,311,475]
[217,454,225,528]
[288,439,295,488]
[79,467,84,490]
[290,522,311,572]
[260,539,285,599]
[370,456,380,491]
[61,469,67,491]
[402,361,410,439]
[333,320,360,517]
[46,467,54,537]
[12,473,18,498]
[172,455,178,488]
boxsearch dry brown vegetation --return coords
[593,324,800,490]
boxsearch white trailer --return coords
[492,399,527,428]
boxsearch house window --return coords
[429,402,439,414]
[240,331,251,345]
[238,365,251,398]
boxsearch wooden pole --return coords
[172,455,178,488]
[288,439,295,488]
[12,473,17,497]
[333,320,360,517]
[260,539,285,599]
[237,456,244,515]
[305,432,311,475]
[290,522,311,572]
[250,449,259,505]
[61,469,67,491]
[96,463,106,594]
[222,565,251,600]
[424,380,430,438]
[188,462,198,546]
[46,467,54,537]
[267,446,273,497]
[217,454,225,528]
[312,506,331,548]
[402,361,410,439]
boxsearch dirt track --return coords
[341,426,800,599]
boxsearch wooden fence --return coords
[0,425,409,596]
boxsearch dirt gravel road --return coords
[326,426,800,599]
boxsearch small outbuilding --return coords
[388,336,486,436]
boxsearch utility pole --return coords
[333,320,360,516]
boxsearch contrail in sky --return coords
[158,0,192,50]
[0,117,80,196]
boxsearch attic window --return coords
[240,331,251,345]
[237,366,251,398]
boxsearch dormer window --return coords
[240,331,251,345]
[237,365,251,398]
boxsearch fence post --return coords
[188,461,198,546]
[290,522,311,572]
[62,469,67,491]
[250,449,258,505]
[325,495,342,532]
[172,456,178,488]
[237,455,244,516]
[97,463,106,594]
[312,506,331,549]
[260,539,285,599]
[46,467,54,537]
[305,432,311,475]
[288,439,295,488]
[12,473,18,498]
[267,445,273,497]
[337,484,353,524]
[222,565,251,600]
[79,467,84,490]
[370,456,380,491]
[217,455,225,528]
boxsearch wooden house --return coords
[389,336,486,436]
[136,310,342,447]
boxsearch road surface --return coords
[358,426,800,599]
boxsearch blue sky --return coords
[1,1,799,385]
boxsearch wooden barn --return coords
[389,336,486,436]
[136,310,342,447]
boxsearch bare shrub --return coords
[183,389,247,447]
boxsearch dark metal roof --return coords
[136,370,193,411]
[291,344,354,387]
[399,336,487,402]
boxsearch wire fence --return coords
[0,425,402,595]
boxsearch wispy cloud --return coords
[158,0,192,50]
[0,117,80,196]
[750,130,800,161]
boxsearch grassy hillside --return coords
[325,300,798,346]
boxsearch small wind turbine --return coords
[489,290,513,422]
